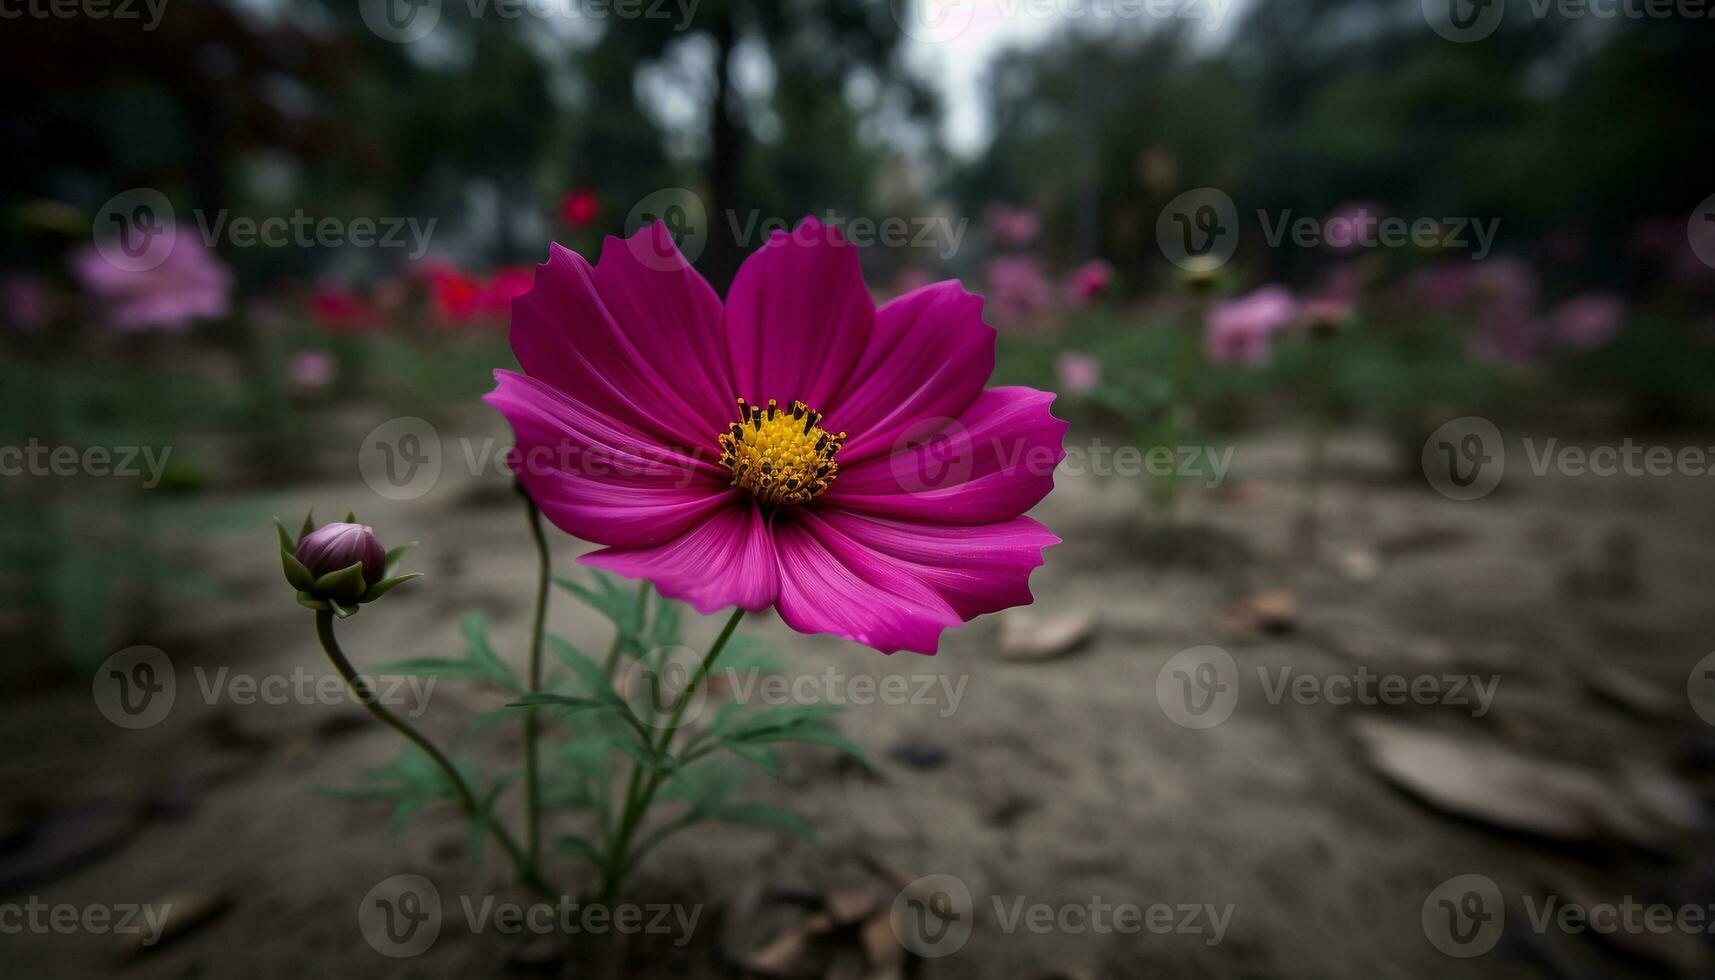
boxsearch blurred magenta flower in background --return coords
[1550,292,1626,351]
[486,218,1064,654]
[1206,286,1299,366]
[422,262,534,326]
[70,232,232,331]
[311,287,382,333]
[2,274,49,331]
[985,202,1041,249]
[1057,351,1101,394]
[1063,259,1114,307]
[559,187,601,230]
[985,255,1053,327]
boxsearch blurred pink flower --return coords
[2,275,49,331]
[985,203,1041,249]
[1549,293,1626,351]
[70,232,232,331]
[1057,351,1101,394]
[289,350,337,390]
[1413,257,1537,314]
[985,256,1053,326]
[1323,202,1383,253]
[1206,286,1298,366]
[893,268,933,295]
[1063,259,1114,306]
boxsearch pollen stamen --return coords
[718,397,845,506]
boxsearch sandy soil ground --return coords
[5,411,1715,979]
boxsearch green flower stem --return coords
[600,607,744,900]
[602,582,651,677]
[314,610,550,898]
[520,483,552,869]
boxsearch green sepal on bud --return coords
[277,512,422,617]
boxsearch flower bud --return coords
[277,512,420,617]
[296,522,386,583]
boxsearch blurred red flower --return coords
[559,188,601,230]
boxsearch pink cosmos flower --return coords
[985,203,1041,249]
[984,256,1054,327]
[1063,259,1114,307]
[1206,286,1298,366]
[1549,293,1625,351]
[1470,301,1543,365]
[289,350,337,390]
[70,233,232,331]
[1057,351,1100,395]
[486,217,1065,654]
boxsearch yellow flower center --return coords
[718,398,846,506]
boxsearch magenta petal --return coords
[814,510,1057,622]
[772,513,961,655]
[725,216,873,410]
[830,280,996,466]
[486,369,735,549]
[824,387,1067,525]
[589,225,736,434]
[509,228,729,452]
[579,500,780,615]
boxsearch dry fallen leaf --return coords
[1352,718,1695,851]
[995,609,1096,661]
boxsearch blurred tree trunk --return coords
[704,15,744,294]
